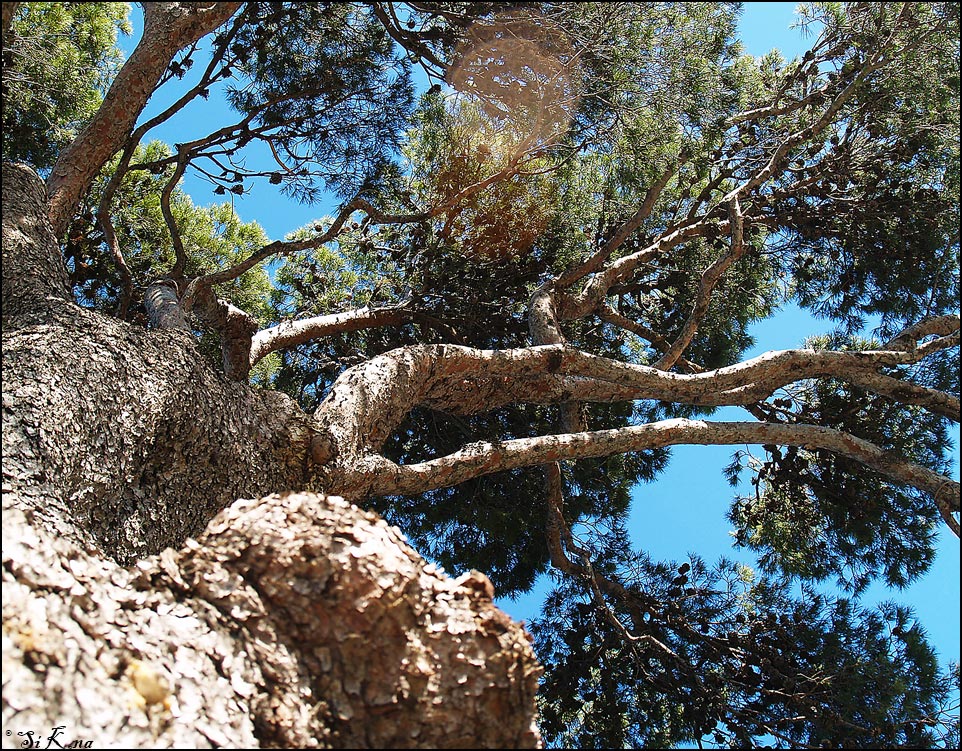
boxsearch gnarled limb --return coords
[2,487,542,748]
[161,150,191,283]
[307,331,960,481]
[350,419,960,514]
[306,331,959,529]
[250,305,461,369]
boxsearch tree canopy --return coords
[2,2,960,747]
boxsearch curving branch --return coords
[597,303,704,373]
[180,190,451,313]
[309,325,960,464]
[309,320,960,521]
[355,419,960,514]
[842,368,960,422]
[370,2,448,80]
[46,2,242,239]
[886,314,962,349]
[249,305,461,368]
[654,196,746,370]
[553,160,679,291]
[161,151,191,283]
[418,336,959,417]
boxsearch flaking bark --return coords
[2,492,541,748]
[2,162,543,747]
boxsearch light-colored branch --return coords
[415,338,958,415]
[421,373,642,415]
[558,216,735,321]
[359,419,960,510]
[249,305,459,367]
[311,330,960,467]
[144,281,189,331]
[312,323,959,509]
[886,315,961,349]
[843,369,960,422]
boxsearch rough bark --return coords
[4,164,313,560]
[2,163,542,747]
[2,492,541,749]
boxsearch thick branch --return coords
[250,305,458,368]
[46,2,242,239]
[311,330,959,507]
[424,340,960,416]
[371,2,447,76]
[312,333,960,480]
[886,314,962,349]
[189,285,258,381]
[360,419,960,510]
[422,373,642,415]
[843,368,961,422]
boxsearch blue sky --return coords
[117,2,959,672]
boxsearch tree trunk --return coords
[1,162,542,748]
